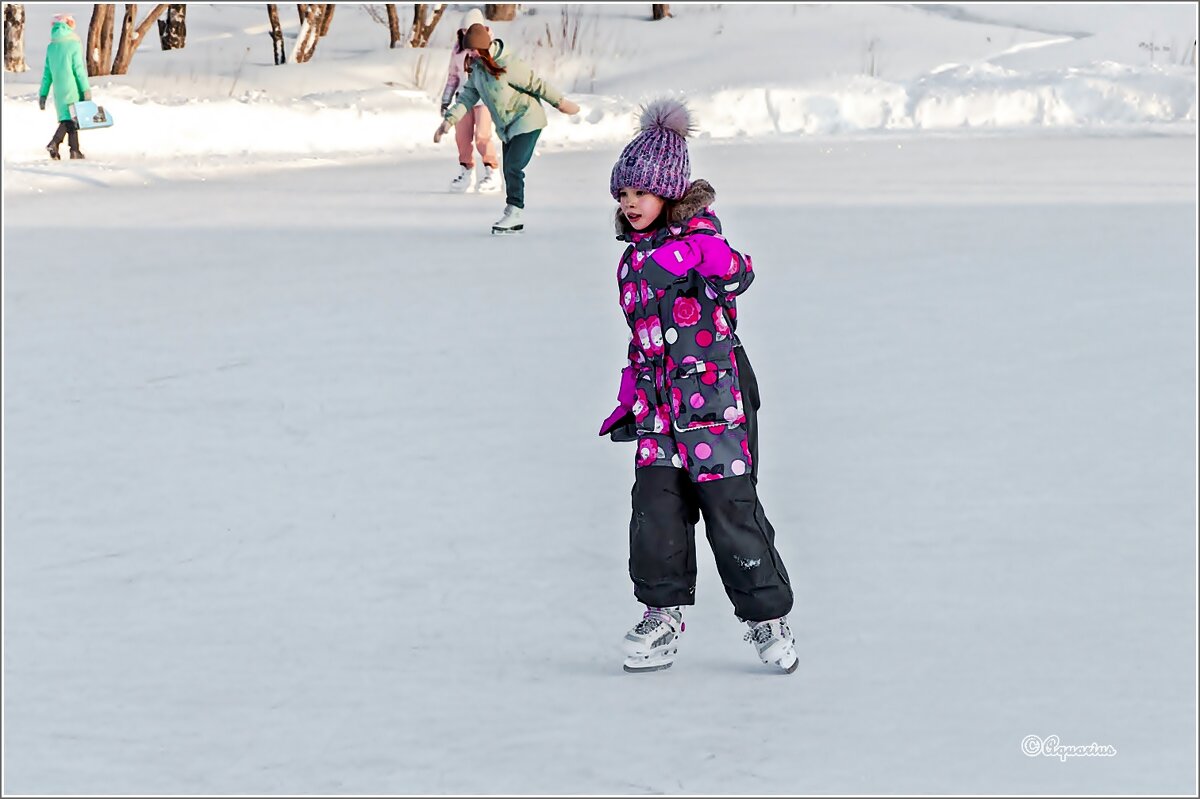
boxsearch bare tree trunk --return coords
[99,4,116,73]
[4,3,28,72]
[156,3,185,49]
[266,4,286,64]
[86,4,104,74]
[409,3,446,48]
[385,3,401,48]
[88,4,114,76]
[292,9,317,62]
[291,3,332,63]
[484,4,516,21]
[110,3,167,74]
[651,4,670,21]
[110,4,134,73]
[317,2,333,36]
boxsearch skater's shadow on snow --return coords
[7,163,127,190]
[575,657,782,678]
[561,653,678,679]
[404,189,505,198]
[707,661,791,677]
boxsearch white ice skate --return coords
[449,164,476,193]
[477,165,502,193]
[491,204,523,234]
[744,617,798,674]
[622,606,684,673]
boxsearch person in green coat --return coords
[434,23,580,234]
[38,13,91,160]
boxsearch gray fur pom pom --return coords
[638,97,695,139]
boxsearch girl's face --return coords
[618,188,665,231]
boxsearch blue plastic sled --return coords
[70,100,114,130]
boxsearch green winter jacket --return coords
[443,40,565,143]
[39,21,90,122]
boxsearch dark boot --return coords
[65,120,81,153]
[49,120,71,159]
[69,149,85,160]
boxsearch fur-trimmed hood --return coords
[615,179,716,236]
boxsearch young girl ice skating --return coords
[438,8,501,194]
[434,23,579,234]
[599,99,797,674]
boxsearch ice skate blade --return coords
[492,225,524,235]
[758,657,798,674]
[623,644,677,673]
[764,647,799,674]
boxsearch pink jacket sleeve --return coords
[440,44,465,106]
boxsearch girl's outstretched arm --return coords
[648,234,755,297]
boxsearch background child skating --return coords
[37,13,90,160]
[600,98,797,674]
[434,23,580,234]
[438,8,501,194]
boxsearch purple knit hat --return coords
[610,98,695,200]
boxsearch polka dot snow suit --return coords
[602,180,793,622]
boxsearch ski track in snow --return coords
[990,35,1081,59]
[911,4,1094,40]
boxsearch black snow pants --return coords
[627,347,793,622]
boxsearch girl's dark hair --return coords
[617,197,676,235]
[469,48,507,79]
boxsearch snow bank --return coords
[2,3,1195,169]
[3,59,1194,166]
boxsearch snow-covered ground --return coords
[4,134,1196,794]
[1,2,1196,176]
[2,3,1198,795]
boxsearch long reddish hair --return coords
[468,48,507,79]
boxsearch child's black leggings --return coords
[49,120,80,152]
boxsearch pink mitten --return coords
[615,366,635,407]
[599,405,631,436]
[598,367,637,436]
